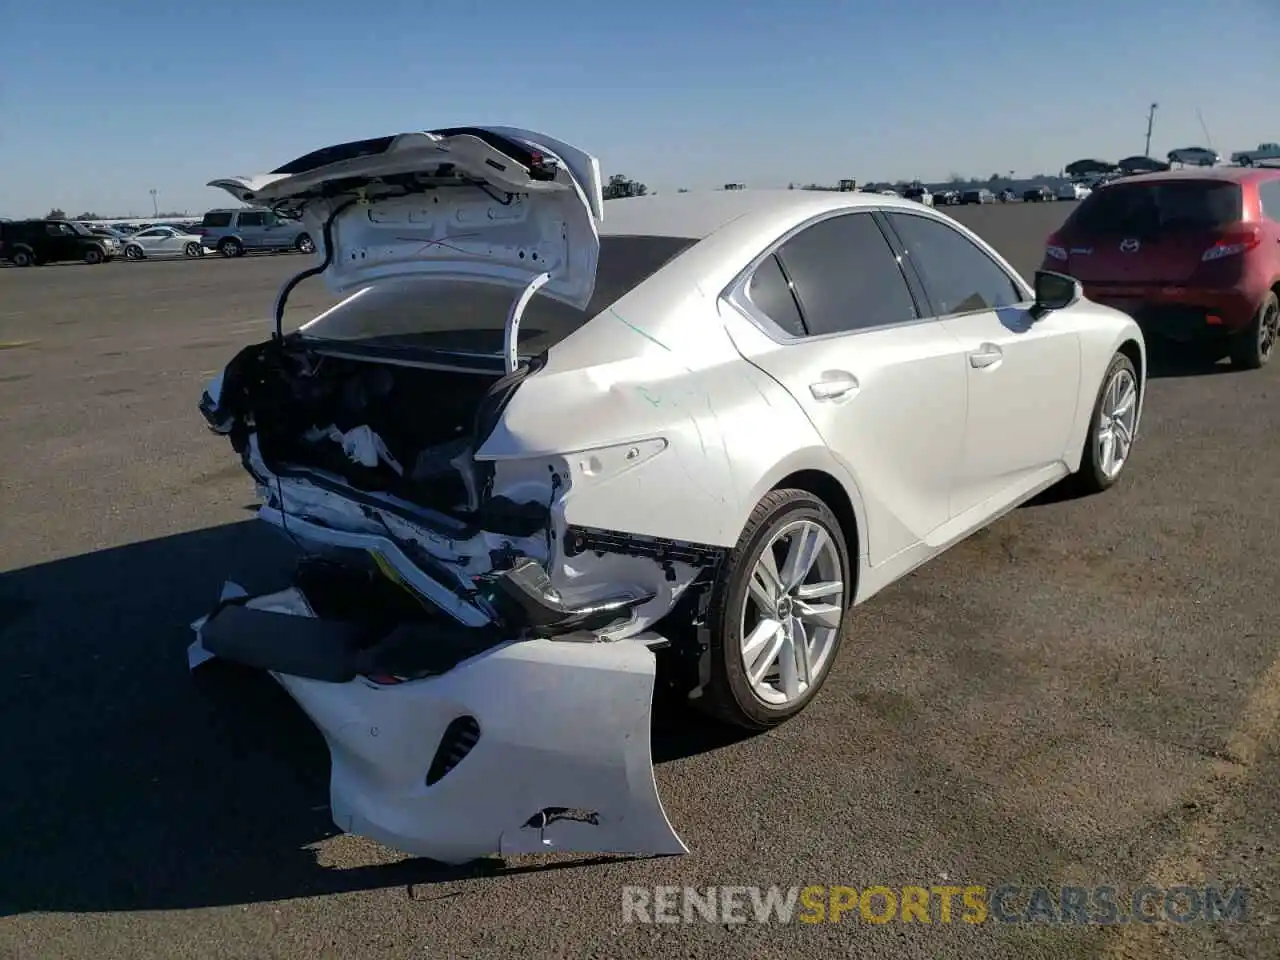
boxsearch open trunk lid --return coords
[208,127,604,309]
[1054,179,1246,286]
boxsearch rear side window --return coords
[773,212,918,336]
[237,211,267,227]
[1259,180,1280,223]
[744,254,806,337]
[886,213,1024,317]
[1069,181,1243,235]
[202,211,233,228]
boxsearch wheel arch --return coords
[1114,332,1147,435]
[769,468,861,596]
[742,446,868,597]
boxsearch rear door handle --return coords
[968,343,1003,369]
[809,373,859,401]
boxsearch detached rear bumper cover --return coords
[190,585,687,865]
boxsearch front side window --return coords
[772,212,918,336]
[886,213,1024,317]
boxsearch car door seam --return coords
[873,211,936,319]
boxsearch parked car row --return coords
[0,219,119,266]
[0,206,315,266]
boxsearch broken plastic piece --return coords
[489,557,654,636]
[187,580,250,670]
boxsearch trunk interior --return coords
[242,343,512,516]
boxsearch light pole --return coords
[1144,103,1158,158]
[149,189,158,217]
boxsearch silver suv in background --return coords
[196,207,315,258]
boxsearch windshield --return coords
[1068,181,1242,236]
[297,234,699,356]
[68,222,94,236]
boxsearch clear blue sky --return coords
[2,0,1277,217]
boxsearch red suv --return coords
[1040,167,1280,368]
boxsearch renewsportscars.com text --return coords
[621,884,1249,925]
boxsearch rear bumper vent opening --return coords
[426,715,481,786]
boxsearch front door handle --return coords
[810,373,859,401]
[968,343,1003,369]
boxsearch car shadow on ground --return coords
[1145,340,1241,379]
[0,520,742,917]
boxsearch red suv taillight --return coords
[1201,225,1261,262]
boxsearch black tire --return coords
[83,247,104,265]
[295,233,315,254]
[1070,352,1139,495]
[1228,292,1278,371]
[11,249,34,267]
[695,488,852,731]
[184,241,202,258]
[218,238,243,258]
[124,245,144,260]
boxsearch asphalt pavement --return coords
[1,202,1277,960]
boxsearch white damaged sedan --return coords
[190,126,1146,864]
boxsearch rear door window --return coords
[772,212,919,335]
[237,211,267,227]
[1069,181,1243,236]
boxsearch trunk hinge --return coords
[504,272,552,374]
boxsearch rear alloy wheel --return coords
[83,248,104,265]
[1072,352,1139,495]
[696,489,851,731]
[1229,292,1278,371]
[124,245,144,260]
[218,238,243,258]
[11,250,34,267]
[184,242,202,258]
[296,234,315,254]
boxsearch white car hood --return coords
[208,127,604,309]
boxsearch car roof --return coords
[599,189,923,241]
[1114,167,1277,187]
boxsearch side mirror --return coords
[1030,270,1081,318]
